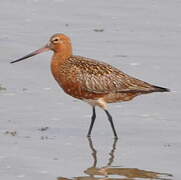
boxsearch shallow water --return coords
[57,138,173,180]
[0,0,180,179]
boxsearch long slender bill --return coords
[10,45,50,64]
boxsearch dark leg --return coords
[87,106,96,137]
[104,110,118,139]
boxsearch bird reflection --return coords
[87,137,118,169]
[57,138,173,180]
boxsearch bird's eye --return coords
[52,38,59,43]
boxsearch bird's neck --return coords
[52,52,71,64]
[51,49,72,81]
[52,45,72,64]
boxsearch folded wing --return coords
[73,56,158,94]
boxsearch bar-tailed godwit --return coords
[11,33,169,138]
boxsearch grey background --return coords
[0,0,180,180]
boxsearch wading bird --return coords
[11,33,169,138]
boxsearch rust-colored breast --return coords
[51,56,107,100]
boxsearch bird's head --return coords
[10,33,72,64]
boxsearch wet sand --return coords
[0,0,180,179]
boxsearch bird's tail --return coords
[152,85,170,92]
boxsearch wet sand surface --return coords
[0,0,180,179]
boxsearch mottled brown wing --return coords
[70,56,155,94]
